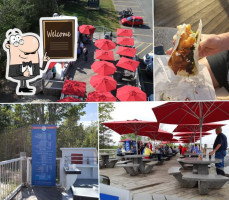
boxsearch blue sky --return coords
[80,103,98,122]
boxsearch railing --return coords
[0,157,26,200]
[99,149,117,158]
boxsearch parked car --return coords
[121,16,143,27]
[143,53,153,65]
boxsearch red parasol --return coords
[86,91,117,102]
[116,85,146,101]
[117,37,134,46]
[91,61,116,76]
[62,80,86,97]
[139,129,173,141]
[117,46,137,57]
[152,102,229,147]
[119,139,132,142]
[95,50,114,61]
[90,75,117,92]
[173,123,226,132]
[102,119,159,154]
[79,25,96,35]
[117,29,133,37]
[48,62,57,69]
[57,97,82,102]
[175,132,211,137]
[116,57,140,72]
[95,39,116,50]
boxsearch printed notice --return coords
[40,17,78,61]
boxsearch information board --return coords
[32,125,57,186]
[40,16,78,61]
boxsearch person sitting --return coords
[194,144,199,154]
[130,145,137,154]
[117,145,123,156]
[144,144,153,159]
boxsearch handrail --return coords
[0,158,24,166]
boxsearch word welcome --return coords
[47,30,71,38]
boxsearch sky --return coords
[104,102,229,148]
[79,103,98,127]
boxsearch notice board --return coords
[40,16,78,61]
[32,125,57,186]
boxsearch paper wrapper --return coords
[154,55,216,101]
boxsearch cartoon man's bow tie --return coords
[22,61,32,67]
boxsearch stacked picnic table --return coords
[99,153,118,168]
[169,157,229,194]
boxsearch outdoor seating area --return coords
[45,25,147,102]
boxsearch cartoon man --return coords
[3,28,50,95]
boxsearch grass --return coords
[60,0,120,31]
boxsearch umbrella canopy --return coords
[175,132,211,137]
[62,80,86,97]
[86,91,116,102]
[95,39,116,50]
[162,139,179,144]
[117,37,134,46]
[119,139,132,142]
[116,57,140,72]
[102,119,159,154]
[117,29,133,37]
[79,25,96,34]
[152,102,229,148]
[95,50,114,61]
[48,62,57,69]
[90,75,117,92]
[57,97,82,102]
[91,61,116,76]
[139,129,173,141]
[117,85,146,101]
[117,46,137,57]
[173,123,226,132]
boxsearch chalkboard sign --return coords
[40,16,78,61]
[32,125,57,186]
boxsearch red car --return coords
[121,16,143,27]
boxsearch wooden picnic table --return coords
[180,157,221,175]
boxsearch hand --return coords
[199,34,222,58]
[43,52,50,62]
[23,69,30,77]
[209,150,215,156]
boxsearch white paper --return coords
[154,55,216,101]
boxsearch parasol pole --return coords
[135,130,138,155]
[199,103,203,152]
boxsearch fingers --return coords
[44,52,47,57]
[166,48,173,55]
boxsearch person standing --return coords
[209,126,228,175]
[83,47,88,61]
[179,144,182,154]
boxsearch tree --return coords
[99,103,115,148]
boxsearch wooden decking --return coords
[100,155,229,200]
[155,0,229,34]
[12,186,64,200]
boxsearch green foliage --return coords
[0,0,59,79]
[99,103,115,149]
[0,103,98,161]
[120,134,147,141]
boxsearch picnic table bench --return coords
[177,158,193,169]
[168,167,197,188]
[183,173,229,195]
[116,163,140,176]
[117,160,131,165]
[141,160,158,174]
[133,193,183,200]
[100,154,118,168]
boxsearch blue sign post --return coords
[32,125,57,186]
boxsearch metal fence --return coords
[0,157,26,200]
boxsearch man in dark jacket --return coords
[209,126,228,175]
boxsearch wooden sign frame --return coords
[39,16,78,62]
